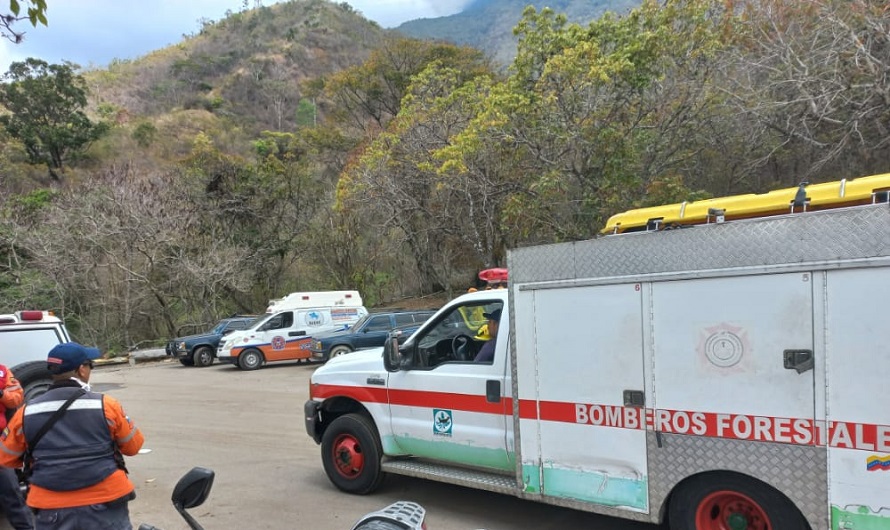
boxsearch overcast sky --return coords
[0,0,472,72]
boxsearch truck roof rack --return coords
[602,173,890,234]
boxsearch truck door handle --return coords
[486,380,500,403]
[783,349,814,374]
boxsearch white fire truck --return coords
[305,174,890,530]
[0,310,69,400]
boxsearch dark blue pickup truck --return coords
[166,315,258,367]
[309,310,434,362]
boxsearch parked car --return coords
[309,310,435,362]
[166,315,258,367]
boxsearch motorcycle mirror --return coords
[172,467,215,510]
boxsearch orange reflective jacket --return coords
[0,389,144,509]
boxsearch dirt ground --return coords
[2,358,658,530]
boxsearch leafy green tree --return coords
[1,0,47,43]
[0,58,109,180]
[436,1,732,241]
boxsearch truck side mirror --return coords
[383,337,402,372]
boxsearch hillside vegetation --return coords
[1,0,889,354]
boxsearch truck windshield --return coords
[349,314,371,329]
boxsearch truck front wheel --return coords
[238,349,263,371]
[669,472,808,530]
[192,346,215,367]
[321,413,385,494]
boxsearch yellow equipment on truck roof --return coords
[602,173,890,234]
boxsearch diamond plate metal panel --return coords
[381,458,518,494]
[647,432,828,529]
[509,205,890,283]
[509,241,578,284]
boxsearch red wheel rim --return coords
[695,490,771,530]
[332,433,364,479]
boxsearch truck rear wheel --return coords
[13,361,53,402]
[192,346,214,367]
[669,472,808,530]
[321,413,384,494]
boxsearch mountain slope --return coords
[87,0,386,135]
[395,0,641,65]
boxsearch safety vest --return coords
[23,386,119,491]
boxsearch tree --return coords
[1,0,47,44]
[0,58,109,180]
[719,0,890,182]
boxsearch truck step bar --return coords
[382,458,518,495]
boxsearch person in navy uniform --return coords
[473,308,501,363]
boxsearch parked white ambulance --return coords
[305,174,890,530]
[218,290,367,370]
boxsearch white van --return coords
[218,291,367,370]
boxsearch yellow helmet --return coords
[474,323,491,341]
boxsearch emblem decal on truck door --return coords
[698,323,748,368]
[433,409,453,436]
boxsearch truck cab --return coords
[305,290,511,490]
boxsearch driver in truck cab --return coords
[473,308,501,363]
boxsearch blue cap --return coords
[47,342,102,374]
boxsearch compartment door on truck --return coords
[651,273,816,458]
[386,299,512,472]
[824,268,890,529]
[516,284,650,512]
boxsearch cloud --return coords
[2,0,240,71]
